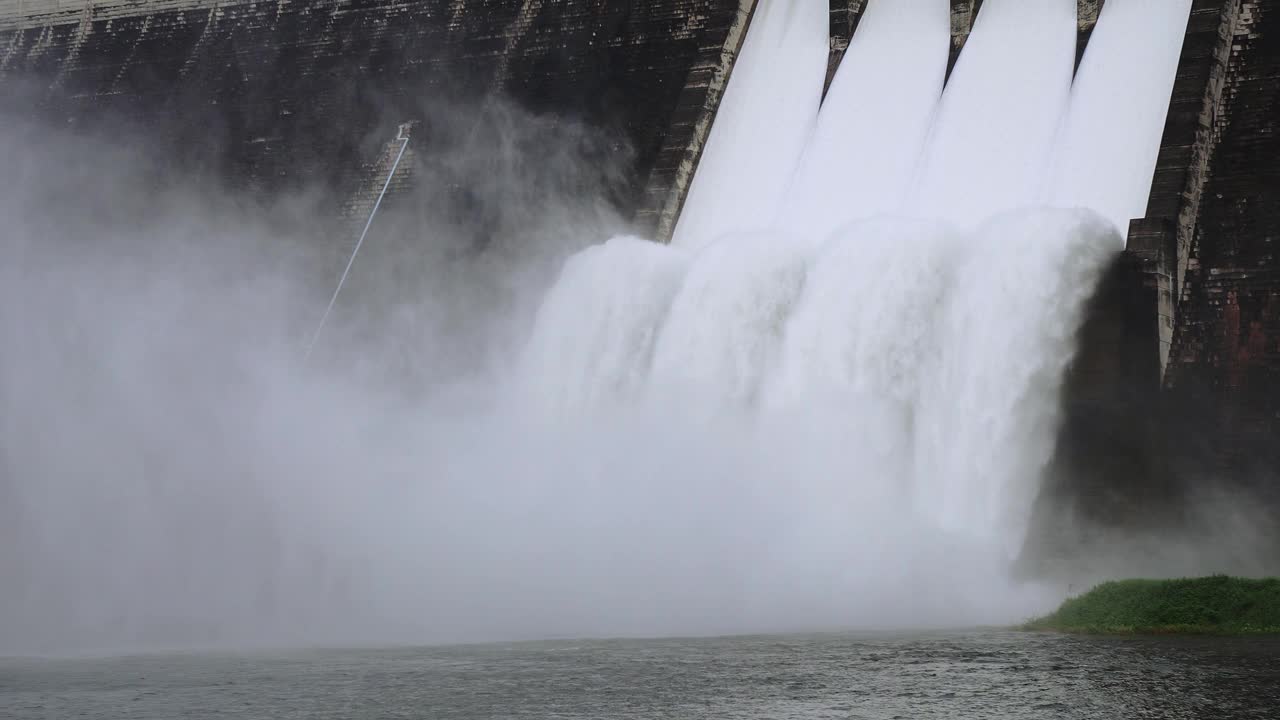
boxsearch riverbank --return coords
[1024,576,1280,634]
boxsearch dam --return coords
[0,0,1278,651]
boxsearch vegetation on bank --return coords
[1023,576,1280,635]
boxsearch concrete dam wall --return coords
[1158,1,1280,482]
[1080,0,1280,503]
[1,2,1277,518]
[0,0,750,229]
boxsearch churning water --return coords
[517,0,1190,630]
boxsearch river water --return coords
[3,631,1278,719]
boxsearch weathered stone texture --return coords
[1142,0,1241,298]
[1114,0,1280,483]
[630,0,751,242]
[823,0,863,98]
[1163,0,1280,477]
[1127,217,1179,369]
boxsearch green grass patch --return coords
[1022,576,1280,635]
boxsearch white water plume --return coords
[650,230,812,409]
[778,0,950,236]
[518,236,688,411]
[910,0,1077,228]
[669,0,827,250]
[1046,0,1194,237]
[518,208,1117,632]
[913,210,1120,548]
[765,217,960,411]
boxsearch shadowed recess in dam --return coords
[0,0,1194,653]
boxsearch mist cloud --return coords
[2,89,1273,658]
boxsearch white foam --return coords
[518,236,688,411]
[766,216,960,411]
[650,230,812,410]
[913,209,1119,549]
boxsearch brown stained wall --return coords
[1163,0,1280,480]
[0,0,745,225]
[1120,1,1237,379]
[1105,0,1279,490]
[1046,0,1280,541]
[1142,1,1240,298]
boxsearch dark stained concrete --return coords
[0,0,747,225]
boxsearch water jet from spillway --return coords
[777,0,950,237]
[909,0,1077,229]
[518,0,1193,621]
[669,0,827,250]
[1046,0,1195,237]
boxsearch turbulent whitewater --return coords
[521,0,1191,614]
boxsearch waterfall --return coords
[1046,0,1195,237]
[521,0,1192,605]
[777,0,951,237]
[669,0,828,250]
[765,218,959,413]
[912,210,1118,547]
[519,236,688,411]
[650,230,811,409]
[909,0,1078,228]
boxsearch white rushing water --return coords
[910,0,1078,228]
[519,0,1192,608]
[912,210,1119,547]
[1046,0,1195,237]
[777,0,951,236]
[519,236,688,411]
[649,230,812,409]
[669,0,827,250]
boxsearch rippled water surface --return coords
[3,631,1279,719]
